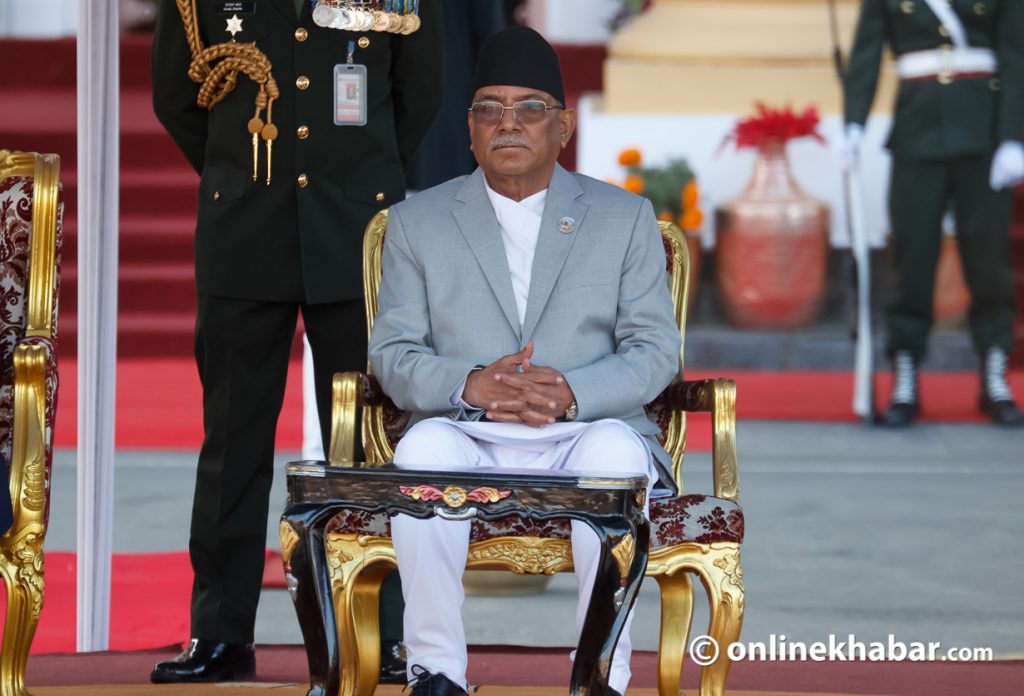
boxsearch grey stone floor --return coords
[46,421,1024,657]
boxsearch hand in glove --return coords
[838,123,865,172]
[989,140,1024,191]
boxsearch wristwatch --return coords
[564,398,579,422]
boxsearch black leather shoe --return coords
[379,639,408,684]
[150,639,255,683]
[881,401,919,427]
[407,665,468,696]
[980,391,1024,427]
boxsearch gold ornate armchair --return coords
[314,210,743,696]
[0,150,62,696]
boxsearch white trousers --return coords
[391,418,654,693]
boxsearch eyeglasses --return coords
[468,100,564,125]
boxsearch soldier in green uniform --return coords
[149,0,441,682]
[842,0,1024,427]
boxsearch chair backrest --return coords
[360,208,691,490]
[0,149,62,514]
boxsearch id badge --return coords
[334,63,368,126]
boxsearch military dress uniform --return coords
[150,0,441,678]
[844,0,1024,425]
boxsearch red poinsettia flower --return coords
[724,102,825,149]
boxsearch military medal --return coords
[312,0,421,34]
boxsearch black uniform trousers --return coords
[886,154,1017,360]
[189,292,367,643]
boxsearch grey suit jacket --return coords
[368,164,681,493]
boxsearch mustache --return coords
[489,133,530,150]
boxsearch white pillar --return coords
[75,0,119,652]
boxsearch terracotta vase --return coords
[715,140,829,328]
[933,233,970,325]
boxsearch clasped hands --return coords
[462,341,575,427]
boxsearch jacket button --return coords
[295,27,308,41]
[297,173,309,188]
[974,2,986,14]
[375,192,385,203]
[297,125,310,139]
[989,77,1000,91]
[900,0,913,12]
[296,75,310,90]
[938,25,949,37]
[358,36,370,49]
[213,191,220,201]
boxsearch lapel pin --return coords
[558,216,576,234]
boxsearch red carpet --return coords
[50,359,1024,452]
[20,644,1024,695]
[0,552,191,655]
[0,550,290,655]
[54,358,306,451]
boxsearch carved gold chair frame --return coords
[0,150,61,696]
[311,210,743,696]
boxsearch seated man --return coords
[368,27,680,696]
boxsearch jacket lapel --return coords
[452,169,523,340]
[520,165,588,342]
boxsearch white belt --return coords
[896,47,997,83]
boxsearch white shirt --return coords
[484,180,547,327]
[451,182,547,409]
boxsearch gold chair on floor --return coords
[304,210,743,696]
[0,150,62,696]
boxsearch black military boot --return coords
[979,347,1024,427]
[882,351,919,427]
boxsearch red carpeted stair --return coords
[1,36,203,358]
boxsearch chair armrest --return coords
[672,378,739,502]
[329,371,360,465]
[8,336,56,535]
[329,371,374,465]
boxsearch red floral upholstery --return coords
[325,493,744,547]
[649,494,744,545]
[644,386,674,449]
[0,176,34,468]
[0,170,62,522]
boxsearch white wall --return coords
[0,0,78,37]
[528,0,619,44]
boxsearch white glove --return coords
[989,140,1024,191]
[838,123,865,172]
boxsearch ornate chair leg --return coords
[0,531,45,696]
[327,533,398,696]
[695,544,744,696]
[654,570,695,696]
